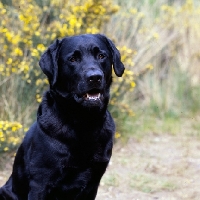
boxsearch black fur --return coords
[0,34,124,200]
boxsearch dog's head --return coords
[39,34,124,109]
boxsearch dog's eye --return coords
[98,54,105,59]
[69,56,77,62]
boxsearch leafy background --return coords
[1,0,200,151]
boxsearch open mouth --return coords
[83,89,101,101]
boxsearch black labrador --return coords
[0,34,124,200]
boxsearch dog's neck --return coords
[37,91,110,141]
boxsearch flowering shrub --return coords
[2,0,198,146]
[102,0,200,135]
[105,6,157,135]
[0,0,119,102]
[0,0,131,151]
[160,0,200,85]
[110,46,136,117]
[0,121,23,152]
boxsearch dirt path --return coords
[96,134,200,200]
[1,133,200,200]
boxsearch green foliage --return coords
[1,0,200,151]
[0,0,119,101]
[130,173,177,193]
[0,0,127,152]
[103,0,200,138]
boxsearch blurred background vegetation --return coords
[0,0,200,152]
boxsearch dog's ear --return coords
[98,34,125,77]
[39,39,62,87]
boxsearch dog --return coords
[0,34,124,200]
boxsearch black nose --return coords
[86,70,103,83]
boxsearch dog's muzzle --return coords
[74,70,105,106]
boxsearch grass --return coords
[102,0,200,142]
[0,74,38,125]
[129,173,178,193]
[115,99,183,141]
[101,173,120,187]
[111,173,160,193]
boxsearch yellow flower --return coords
[24,127,29,132]
[126,70,134,75]
[0,131,3,137]
[4,147,9,151]
[14,48,23,56]
[130,8,138,15]
[115,132,121,139]
[146,63,154,70]
[35,31,40,36]
[1,9,6,14]
[3,45,8,50]
[0,64,4,72]
[6,58,12,65]
[31,49,39,57]
[44,78,49,85]
[27,79,31,84]
[5,31,14,42]
[130,81,136,88]
[36,96,42,103]
[12,35,21,45]
[153,32,159,40]
[69,17,77,27]
[12,127,17,132]
[37,44,46,52]
[51,33,57,40]
[11,68,17,73]
[59,14,64,19]
[36,79,42,86]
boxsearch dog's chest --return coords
[28,113,114,198]
[44,137,111,198]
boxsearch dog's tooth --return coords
[85,93,101,101]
